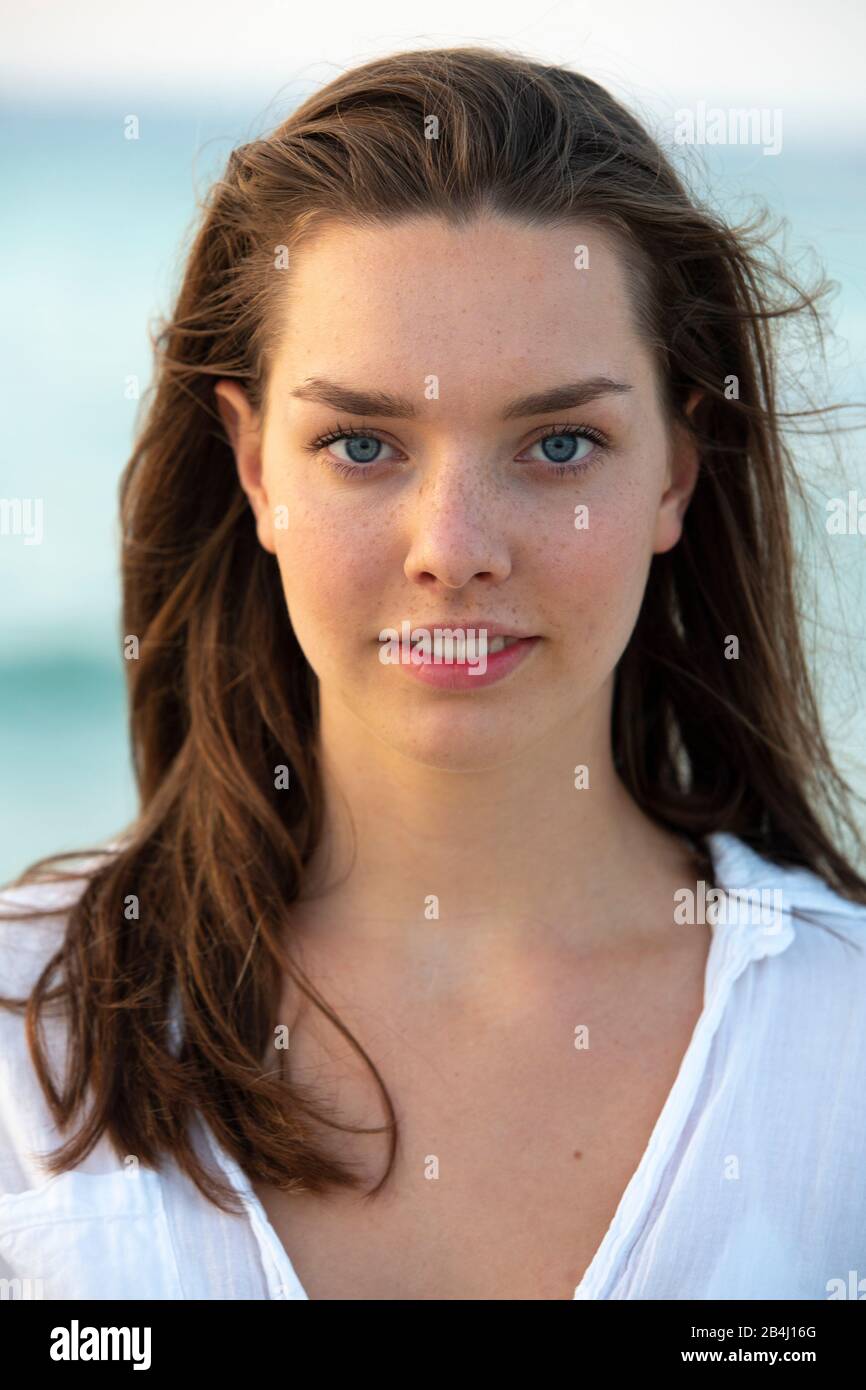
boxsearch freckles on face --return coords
[258,213,674,737]
[532,449,665,680]
[263,476,383,683]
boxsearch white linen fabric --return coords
[1,831,864,1301]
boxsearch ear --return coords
[652,388,704,556]
[214,380,276,554]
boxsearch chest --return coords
[251,939,709,1300]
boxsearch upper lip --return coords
[384,622,537,641]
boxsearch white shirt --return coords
[1,831,865,1301]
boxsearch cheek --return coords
[271,507,383,666]
[552,479,658,663]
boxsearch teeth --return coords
[432,634,460,659]
[408,631,524,658]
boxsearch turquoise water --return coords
[0,656,134,875]
[1,107,864,883]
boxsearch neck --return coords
[292,686,698,963]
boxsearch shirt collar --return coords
[704,830,862,962]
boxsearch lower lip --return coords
[383,636,541,690]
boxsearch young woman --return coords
[2,45,865,1302]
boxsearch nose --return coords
[402,459,513,589]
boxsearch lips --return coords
[390,633,541,690]
[375,621,540,675]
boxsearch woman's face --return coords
[216,214,699,769]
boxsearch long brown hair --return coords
[2,45,865,1212]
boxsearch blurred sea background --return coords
[1,3,865,883]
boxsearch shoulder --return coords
[0,870,89,991]
[704,833,866,1238]
[0,845,124,993]
[707,830,866,935]
[0,839,129,929]
[707,828,866,1009]
[0,849,120,1194]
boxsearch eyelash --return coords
[301,421,611,479]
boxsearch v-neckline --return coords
[573,886,745,1295]
[573,833,797,1297]
[198,832,796,1301]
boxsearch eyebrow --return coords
[290,375,633,420]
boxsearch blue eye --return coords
[332,433,392,465]
[303,420,610,480]
[519,423,610,475]
[308,428,398,471]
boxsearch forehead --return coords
[273,214,651,393]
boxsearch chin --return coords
[371,699,547,771]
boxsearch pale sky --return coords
[2,0,864,131]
